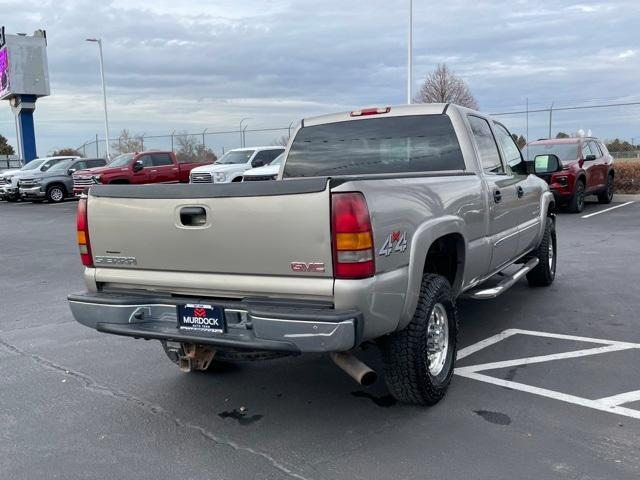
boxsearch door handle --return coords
[151,169,158,172]
[493,189,502,204]
[179,206,207,226]
[516,186,524,198]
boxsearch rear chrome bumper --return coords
[68,291,361,353]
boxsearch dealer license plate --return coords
[177,303,226,334]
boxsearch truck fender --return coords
[397,215,467,331]
[535,190,555,243]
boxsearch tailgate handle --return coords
[180,206,207,226]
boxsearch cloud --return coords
[0,0,637,155]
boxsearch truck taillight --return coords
[331,192,375,279]
[77,198,93,267]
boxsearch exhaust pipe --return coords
[330,352,377,386]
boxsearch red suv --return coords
[527,137,614,213]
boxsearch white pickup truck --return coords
[68,103,559,405]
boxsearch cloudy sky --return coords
[0,0,639,156]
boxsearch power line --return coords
[491,101,640,116]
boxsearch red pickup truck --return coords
[72,151,211,195]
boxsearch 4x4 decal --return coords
[378,231,407,256]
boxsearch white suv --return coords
[189,146,284,184]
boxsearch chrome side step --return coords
[463,258,539,300]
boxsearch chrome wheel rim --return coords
[427,303,449,376]
[607,178,613,199]
[51,188,63,201]
[548,238,554,270]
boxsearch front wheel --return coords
[46,184,66,203]
[526,217,556,287]
[381,274,458,406]
[598,174,614,204]
[567,180,585,213]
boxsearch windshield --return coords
[40,158,66,172]
[283,115,465,177]
[109,153,135,167]
[270,153,284,166]
[47,159,75,172]
[216,150,255,164]
[21,159,46,171]
[527,143,579,162]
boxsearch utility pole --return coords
[525,97,529,160]
[548,101,554,139]
[407,0,413,104]
[86,38,111,159]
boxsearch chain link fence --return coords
[76,126,294,161]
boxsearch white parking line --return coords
[596,390,640,407]
[581,201,635,219]
[455,329,640,420]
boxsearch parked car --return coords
[68,103,557,406]
[526,137,614,213]
[19,157,107,203]
[72,151,211,195]
[189,147,284,183]
[241,152,284,181]
[0,156,77,201]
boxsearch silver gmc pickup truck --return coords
[68,103,559,405]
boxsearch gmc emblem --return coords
[290,262,325,273]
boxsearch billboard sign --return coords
[0,29,49,101]
[0,48,9,98]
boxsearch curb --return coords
[613,194,640,201]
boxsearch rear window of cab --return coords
[283,114,465,177]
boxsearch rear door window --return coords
[283,114,464,177]
[468,115,504,174]
[151,153,173,166]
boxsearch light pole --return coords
[86,38,111,159]
[239,118,251,147]
[407,0,413,104]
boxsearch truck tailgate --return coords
[87,178,334,278]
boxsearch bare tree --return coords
[112,129,144,154]
[510,133,527,150]
[414,63,478,109]
[273,135,290,147]
[51,147,83,157]
[175,132,217,163]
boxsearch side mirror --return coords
[252,160,265,168]
[132,160,144,172]
[534,154,561,174]
[68,168,77,175]
[585,154,597,161]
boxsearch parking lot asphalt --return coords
[1,197,639,480]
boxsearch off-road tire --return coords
[567,179,585,213]
[526,217,556,287]
[46,184,66,203]
[381,274,458,406]
[597,174,614,204]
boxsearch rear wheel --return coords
[46,184,66,203]
[598,174,614,204]
[567,179,585,213]
[526,217,556,287]
[381,274,458,406]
